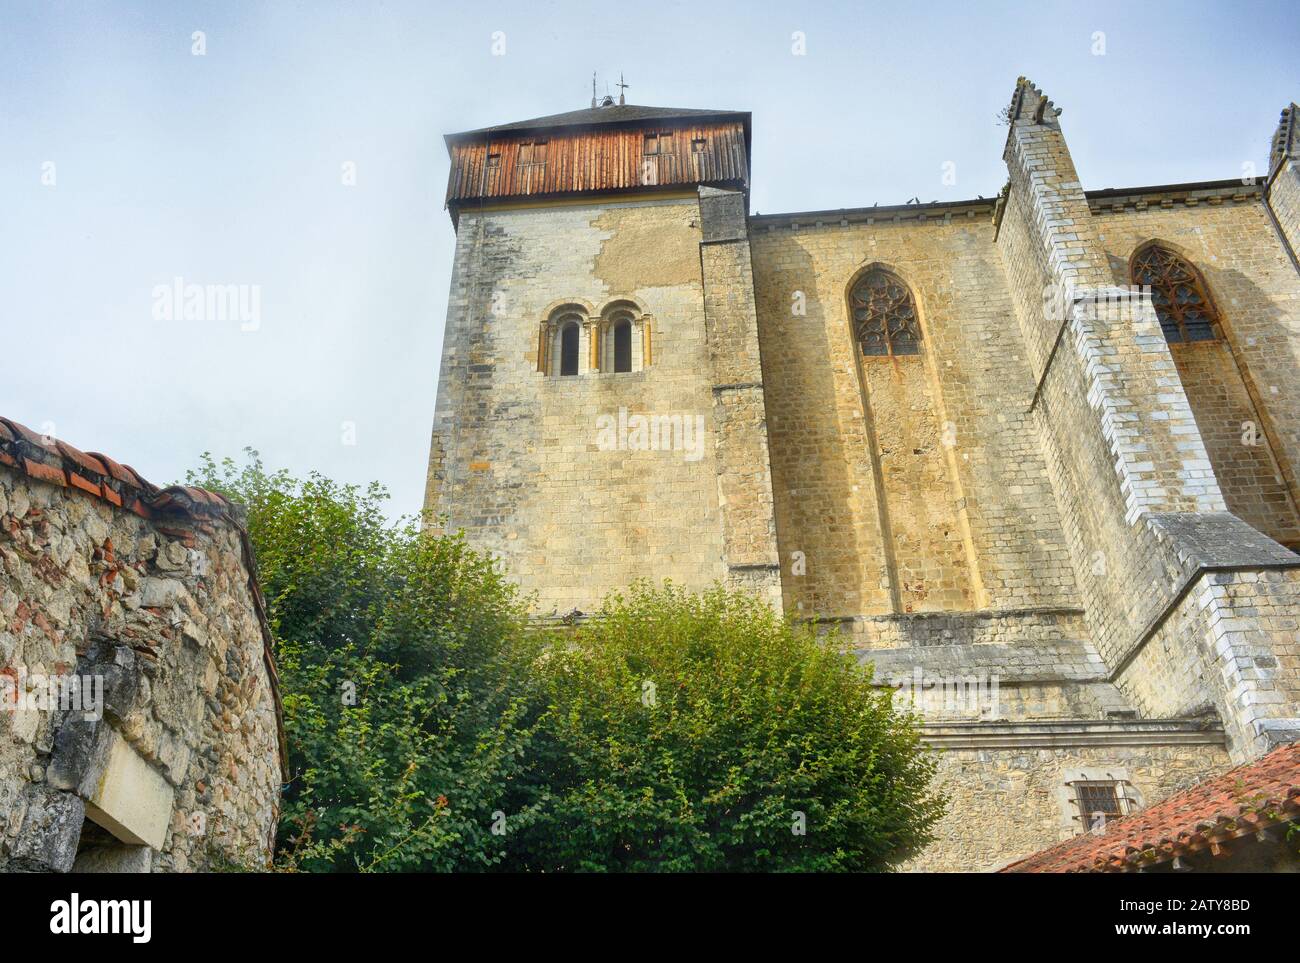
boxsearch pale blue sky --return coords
[1,0,1296,521]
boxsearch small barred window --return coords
[850,270,921,357]
[1130,245,1219,343]
[1072,780,1132,833]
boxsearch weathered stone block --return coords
[84,731,175,850]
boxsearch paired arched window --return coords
[540,301,650,376]
[1130,244,1219,343]
[851,269,921,357]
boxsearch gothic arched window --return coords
[851,270,921,357]
[1130,245,1219,343]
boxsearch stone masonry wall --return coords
[1267,104,1300,265]
[424,195,730,616]
[0,424,281,873]
[906,740,1232,872]
[697,187,783,608]
[749,210,1079,623]
[997,79,1300,762]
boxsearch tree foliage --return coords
[187,454,943,872]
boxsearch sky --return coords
[1,0,1296,523]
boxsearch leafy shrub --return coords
[515,583,944,872]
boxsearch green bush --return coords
[187,452,543,872]
[515,583,944,872]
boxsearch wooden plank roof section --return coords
[444,103,751,216]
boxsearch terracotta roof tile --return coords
[118,463,156,493]
[1,418,58,455]
[23,457,66,487]
[1001,741,1300,872]
[86,450,134,485]
[55,440,108,477]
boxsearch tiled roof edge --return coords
[0,416,234,523]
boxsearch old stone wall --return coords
[996,79,1300,763]
[0,422,282,872]
[1267,104,1300,266]
[1090,192,1300,547]
[906,738,1232,872]
[697,187,783,608]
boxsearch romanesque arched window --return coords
[850,269,921,357]
[558,321,580,376]
[539,306,589,376]
[1130,245,1219,343]
[612,319,632,372]
[597,301,648,373]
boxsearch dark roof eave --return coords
[1084,178,1262,200]
[444,107,753,155]
[750,197,996,223]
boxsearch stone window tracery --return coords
[850,269,921,357]
[1130,244,1220,343]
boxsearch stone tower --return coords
[424,99,781,617]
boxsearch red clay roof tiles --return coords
[0,416,222,520]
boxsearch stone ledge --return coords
[922,718,1226,750]
[861,640,1108,683]
[816,607,1089,650]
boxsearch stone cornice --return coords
[922,718,1226,750]
[1086,180,1261,215]
[750,199,995,232]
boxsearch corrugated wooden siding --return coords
[446,120,748,204]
